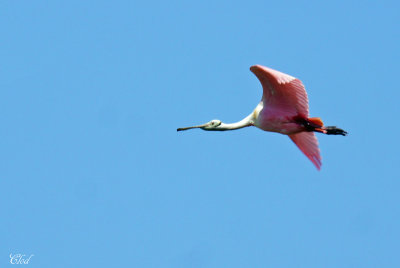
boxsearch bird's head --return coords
[177,119,222,131]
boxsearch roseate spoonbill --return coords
[177,65,347,170]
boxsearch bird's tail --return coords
[308,117,348,136]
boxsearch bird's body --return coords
[177,65,347,170]
[253,101,302,134]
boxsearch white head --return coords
[177,119,222,131]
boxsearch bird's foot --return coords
[323,126,348,136]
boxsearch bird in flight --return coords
[177,65,347,170]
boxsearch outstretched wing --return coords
[289,132,322,170]
[250,65,309,117]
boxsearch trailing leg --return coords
[305,117,347,136]
[321,126,347,136]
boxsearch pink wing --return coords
[250,65,309,117]
[289,132,322,170]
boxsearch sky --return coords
[1,0,399,267]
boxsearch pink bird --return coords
[177,65,347,170]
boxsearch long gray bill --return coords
[177,123,207,131]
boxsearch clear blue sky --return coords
[1,0,399,267]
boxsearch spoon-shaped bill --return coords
[177,123,208,131]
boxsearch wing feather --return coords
[250,65,309,117]
[289,132,322,170]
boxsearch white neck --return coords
[214,102,262,131]
[214,113,254,131]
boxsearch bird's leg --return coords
[320,126,348,136]
[294,116,347,136]
[312,126,347,136]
